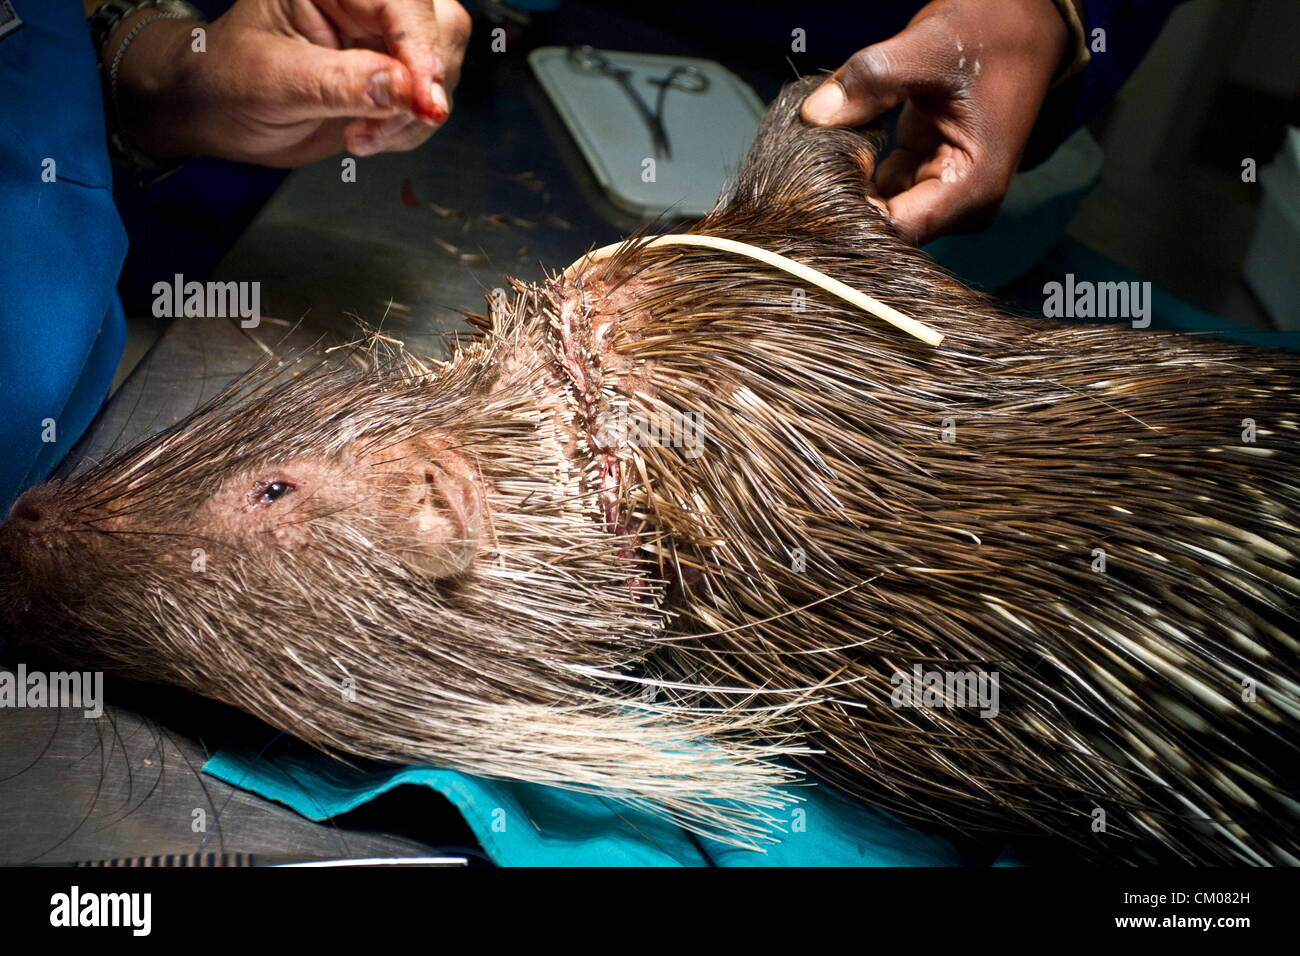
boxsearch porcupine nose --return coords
[0,485,64,588]
[4,485,59,535]
[7,493,47,530]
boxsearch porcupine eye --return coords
[251,481,296,507]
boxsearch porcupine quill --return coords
[1,78,1296,863]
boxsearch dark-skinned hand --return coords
[801,0,1079,244]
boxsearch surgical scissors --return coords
[566,46,710,160]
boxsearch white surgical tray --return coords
[529,46,765,219]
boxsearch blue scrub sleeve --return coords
[0,1,129,516]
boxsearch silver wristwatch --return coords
[88,0,205,186]
[88,0,201,59]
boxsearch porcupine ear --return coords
[714,76,889,228]
[371,439,485,578]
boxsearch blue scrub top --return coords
[0,1,128,516]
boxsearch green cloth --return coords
[204,745,968,867]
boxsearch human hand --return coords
[800,0,1078,244]
[112,0,472,167]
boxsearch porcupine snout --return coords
[0,483,76,609]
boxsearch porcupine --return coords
[1,78,1297,864]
